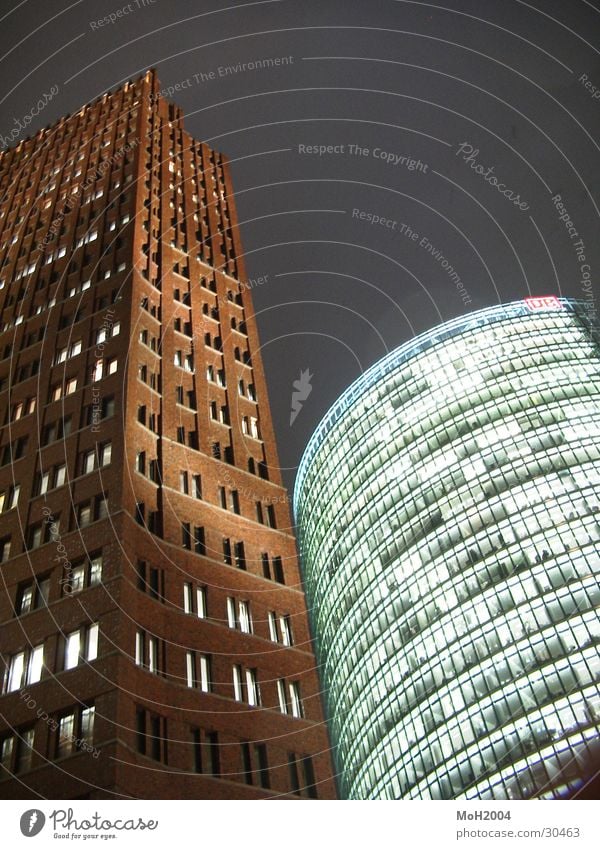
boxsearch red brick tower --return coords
[0,70,336,799]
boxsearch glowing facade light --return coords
[294,299,600,799]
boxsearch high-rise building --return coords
[295,297,600,800]
[0,70,336,800]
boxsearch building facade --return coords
[295,297,600,800]
[0,70,336,799]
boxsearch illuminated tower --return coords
[295,297,600,800]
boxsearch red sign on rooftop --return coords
[525,295,563,311]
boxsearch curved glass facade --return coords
[294,298,600,799]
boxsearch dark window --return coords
[273,557,285,584]
[194,527,205,555]
[256,743,270,789]
[207,731,219,777]
[241,742,253,785]
[288,753,300,794]
[261,553,271,580]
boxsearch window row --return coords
[0,704,96,777]
[2,624,98,693]
[134,631,303,712]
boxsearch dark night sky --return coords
[1,0,599,497]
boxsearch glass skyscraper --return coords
[294,297,600,800]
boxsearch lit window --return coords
[64,623,98,670]
[54,464,66,487]
[99,442,112,466]
[82,450,95,475]
[277,679,288,714]
[196,586,207,618]
[268,612,279,642]
[280,616,293,646]
[193,654,209,693]
[246,669,260,707]
[233,665,243,701]
[239,600,252,634]
[3,645,44,693]
[289,682,303,718]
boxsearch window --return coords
[185,652,211,692]
[53,340,81,365]
[82,450,95,474]
[255,743,270,789]
[63,554,102,595]
[136,451,146,474]
[289,682,303,718]
[42,416,71,445]
[273,556,285,584]
[227,598,252,633]
[136,708,167,763]
[246,669,260,707]
[268,612,279,643]
[277,679,288,714]
[241,741,270,788]
[3,644,44,693]
[56,705,95,758]
[179,470,189,494]
[137,560,163,601]
[194,526,205,555]
[192,474,202,498]
[76,494,108,527]
[135,630,161,673]
[289,754,317,798]
[183,584,206,617]
[262,553,271,580]
[231,665,261,706]
[77,502,92,527]
[233,665,243,701]
[269,613,293,645]
[27,519,58,550]
[0,484,20,511]
[191,728,220,776]
[234,541,246,570]
[0,536,11,563]
[1,728,35,775]
[238,600,252,634]
[64,623,99,670]
[99,442,112,466]
[16,577,50,615]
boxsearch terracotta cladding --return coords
[0,71,336,799]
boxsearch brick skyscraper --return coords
[0,70,336,800]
